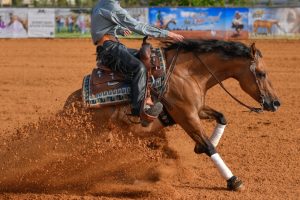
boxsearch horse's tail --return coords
[63,89,82,110]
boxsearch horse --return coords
[253,20,285,35]
[64,39,280,191]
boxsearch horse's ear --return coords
[250,42,256,58]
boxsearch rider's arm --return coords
[114,10,169,38]
[99,4,169,38]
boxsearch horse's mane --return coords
[163,39,252,58]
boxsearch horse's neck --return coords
[205,62,233,89]
[163,21,170,29]
[203,55,248,91]
[168,51,244,91]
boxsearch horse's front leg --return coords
[198,105,227,147]
[171,109,243,191]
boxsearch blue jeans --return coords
[97,40,147,114]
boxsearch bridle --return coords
[157,46,266,113]
[249,53,267,111]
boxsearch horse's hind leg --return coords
[198,106,227,147]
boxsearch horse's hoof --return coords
[227,176,244,191]
[194,143,205,154]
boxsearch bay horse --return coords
[64,39,280,191]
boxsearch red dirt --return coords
[0,39,299,199]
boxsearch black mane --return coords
[163,39,252,58]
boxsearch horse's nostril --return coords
[273,100,281,107]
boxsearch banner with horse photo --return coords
[249,8,300,38]
[55,8,91,38]
[28,9,55,38]
[149,7,226,39]
[0,8,28,38]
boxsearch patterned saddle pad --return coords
[82,48,166,108]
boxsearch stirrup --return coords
[140,102,163,127]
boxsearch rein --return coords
[156,46,180,103]
[193,52,263,113]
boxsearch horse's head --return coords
[238,43,281,112]
[170,19,176,25]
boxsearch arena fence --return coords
[0,7,299,39]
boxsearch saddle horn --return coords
[143,36,149,45]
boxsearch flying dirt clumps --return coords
[0,107,179,197]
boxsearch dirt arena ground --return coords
[0,38,299,199]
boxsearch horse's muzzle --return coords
[262,99,281,112]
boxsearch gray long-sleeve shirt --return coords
[91,0,169,44]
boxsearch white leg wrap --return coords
[211,153,233,180]
[210,124,226,147]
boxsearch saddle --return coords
[82,37,167,120]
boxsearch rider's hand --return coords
[123,28,132,36]
[168,31,184,42]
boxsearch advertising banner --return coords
[0,8,28,38]
[55,8,91,38]
[149,7,226,39]
[0,7,299,39]
[28,9,55,38]
[249,8,300,38]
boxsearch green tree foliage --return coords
[147,0,227,7]
[11,0,23,6]
[72,0,98,7]
[57,0,68,7]
[148,0,182,6]
[227,0,249,6]
[75,0,82,7]
[147,0,225,6]
[188,0,225,7]
[267,0,273,6]
[146,0,286,7]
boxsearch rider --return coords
[91,0,184,120]
[232,11,243,36]
[156,10,164,27]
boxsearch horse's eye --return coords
[256,71,266,79]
